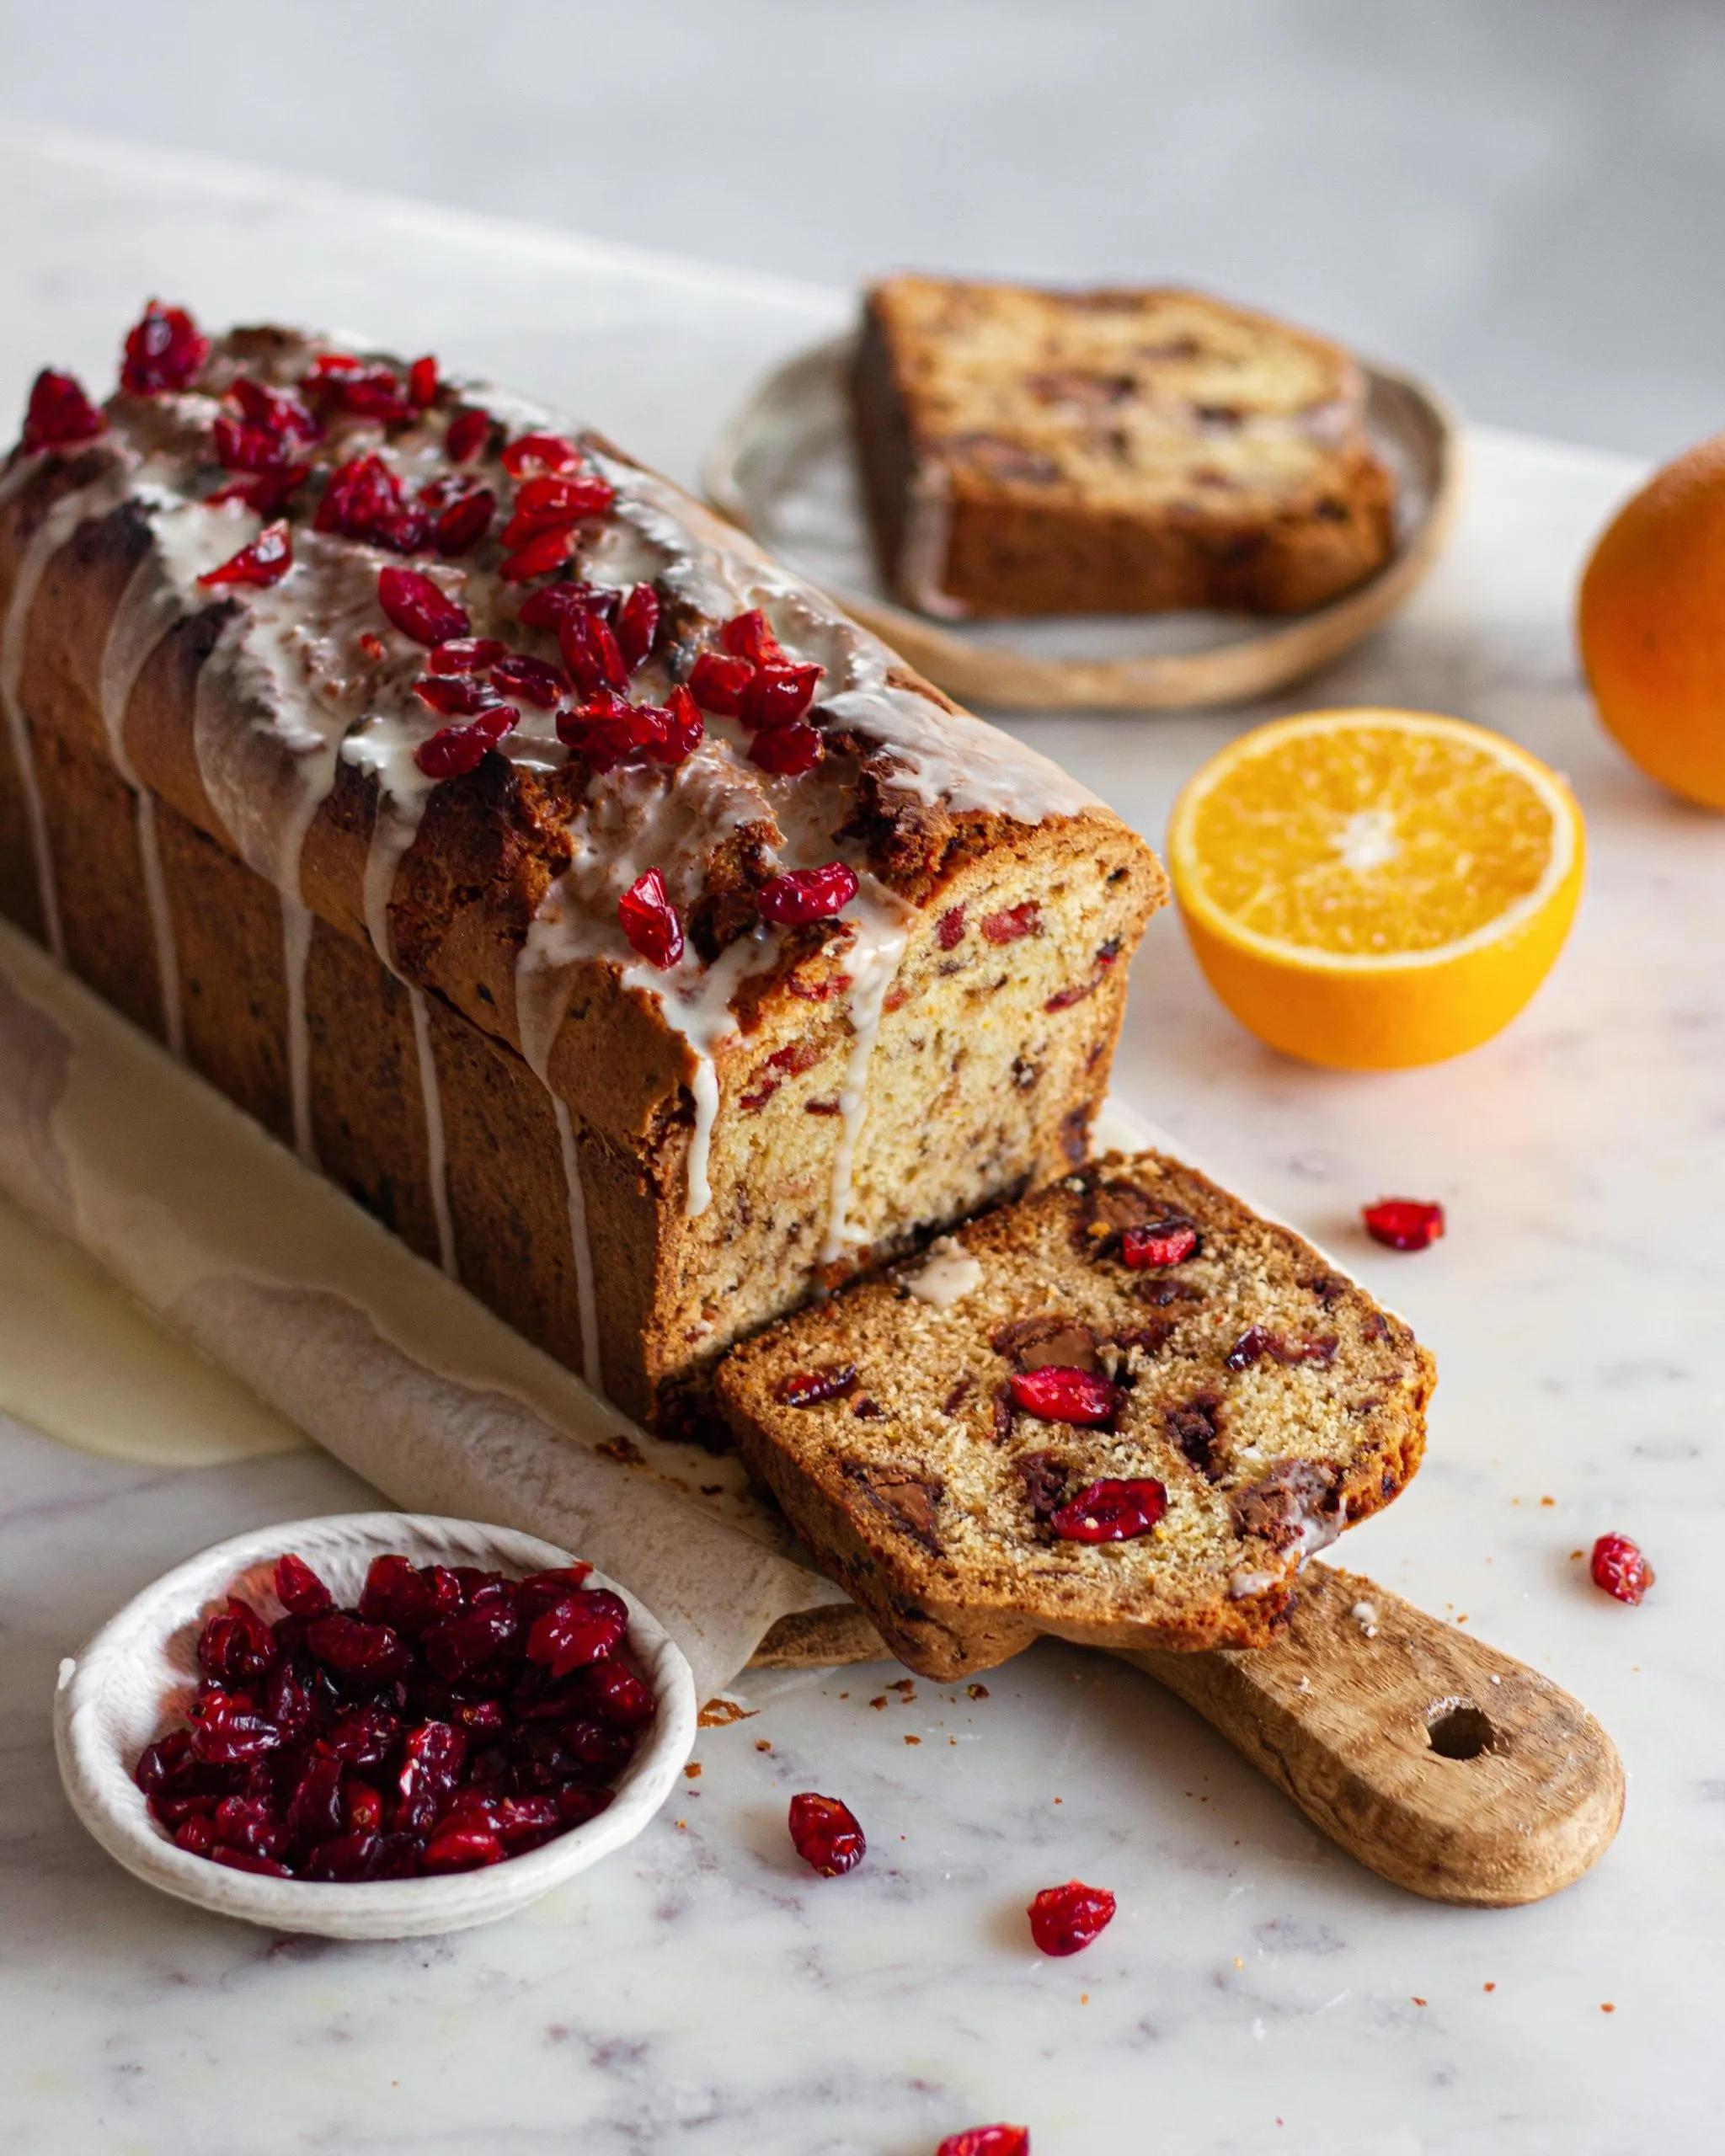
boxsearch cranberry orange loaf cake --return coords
[852,275,1397,619]
[716,1150,1432,1676]
[0,307,1164,1433]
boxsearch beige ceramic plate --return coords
[704,333,1461,712]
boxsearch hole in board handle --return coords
[1426,1700,1497,1760]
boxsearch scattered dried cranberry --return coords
[377,566,469,646]
[1226,1325,1338,1371]
[429,636,509,676]
[488,653,569,707]
[559,606,629,696]
[120,301,210,394]
[408,355,440,409]
[315,453,428,552]
[980,903,1041,945]
[432,487,495,557]
[749,720,822,776]
[136,1548,649,1884]
[1028,1879,1116,1956]
[414,673,505,718]
[777,1364,857,1407]
[197,520,292,589]
[615,583,660,671]
[1362,1198,1445,1251]
[519,579,617,632]
[722,608,784,665]
[687,649,754,714]
[651,685,704,766]
[759,863,858,926]
[937,2129,1030,2156]
[1590,1533,1653,1605]
[446,406,492,463]
[936,905,966,951]
[416,723,496,778]
[1048,1477,1167,1544]
[617,867,684,969]
[788,1791,866,1876]
[501,526,578,582]
[22,368,107,453]
[501,431,582,477]
[740,662,823,730]
[1007,1366,1119,1427]
[504,472,617,542]
[1120,1222,1199,1269]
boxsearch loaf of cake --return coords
[1,307,1164,1434]
[852,275,1397,619]
[716,1150,1432,1676]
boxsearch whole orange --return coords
[1578,435,1725,810]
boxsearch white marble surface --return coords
[2,122,1722,2154]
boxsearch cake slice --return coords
[852,275,1397,618]
[715,1150,1433,1678]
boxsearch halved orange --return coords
[1167,708,1585,1069]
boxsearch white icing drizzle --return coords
[902,1233,984,1310]
[100,554,186,1054]
[552,1097,602,1387]
[1,463,133,958]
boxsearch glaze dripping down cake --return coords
[852,275,1397,619]
[0,306,1164,1433]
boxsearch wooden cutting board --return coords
[750,1561,1623,1908]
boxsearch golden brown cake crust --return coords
[715,1150,1433,1678]
[0,319,1164,1428]
[853,275,1397,619]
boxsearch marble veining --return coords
[0,122,1720,2155]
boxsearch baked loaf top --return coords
[3,309,1150,1241]
[865,275,1386,516]
[716,1150,1433,1678]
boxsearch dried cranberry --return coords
[212,1845,291,1877]
[1048,1477,1167,1544]
[788,1791,865,1876]
[322,360,414,425]
[286,1752,345,1848]
[423,1601,520,1682]
[315,454,427,552]
[188,1696,281,1766]
[414,672,505,717]
[740,662,823,730]
[1007,1366,1119,1427]
[1590,1533,1653,1604]
[981,903,1041,945]
[1362,1198,1445,1251]
[615,583,660,671]
[501,432,582,477]
[303,1830,382,1882]
[304,1614,410,1684]
[777,1364,857,1407]
[396,1721,468,1832]
[935,905,966,951]
[1120,1223,1199,1269]
[197,520,292,590]
[344,1780,384,1834]
[134,1728,195,1796]
[274,1551,334,1616]
[120,301,209,394]
[518,579,616,632]
[174,1815,219,1858]
[21,368,107,453]
[358,1553,437,1630]
[558,607,628,696]
[687,649,754,714]
[513,1565,595,1622]
[197,1598,277,1685]
[649,685,704,766]
[1028,1879,1116,1956]
[937,2130,1030,2156]
[722,608,784,665]
[749,721,822,776]
[377,565,467,645]
[429,637,509,676]
[555,1784,616,1829]
[525,1588,629,1679]
[323,1706,400,1767]
[446,406,492,463]
[759,863,859,926]
[505,472,616,541]
[423,1822,505,1872]
[206,467,308,515]
[408,355,439,408]
[416,718,511,779]
[571,1659,657,1729]
[617,869,684,969]
[432,487,496,557]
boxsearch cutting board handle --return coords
[1120,1560,1624,1906]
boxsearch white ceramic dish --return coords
[703,332,1461,712]
[53,1511,697,1940]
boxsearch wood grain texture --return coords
[750,1561,1623,1906]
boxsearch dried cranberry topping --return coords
[499,526,579,583]
[937,2129,1030,2156]
[1028,1879,1116,1955]
[377,566,468,646]
[504,472,617,542]
[1120,1222,1199,1268]
[759,863,859,926]
[980,903,1041,945]
[231,375,321,443]
[935,905,966,951]
[749,720,822,776]
[520,579,616,632]
[687,650,755,714]
[315,454,427,553]
[416,719,505,778]
[407,355,440,409]
[21,368,107,453]
[1007,1365,1119,1427]
[722,608,785,665]
[446,406,492,463]
[414,673,506,718]
[120,301,210,394]
[558,607,629,696]
[1048,1477,1167,1543]
[489,653,569,708]
[740,662,823,731]
[615,582,660,672]
[1362,1198,1445,1251]
[501,431,582,477]
[197,520,292,589]
[617,868,684,969]
[776,1364,858,1407]
[432,487,496,558]
[206,467,309,515]
[788,1791,866,1876]
[652,686,704,766]
[1590,1533,1653,1604]
[429,637,509,676]
[134,1548,649,1883]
